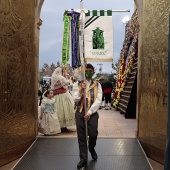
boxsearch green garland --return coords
[62,13,72,66]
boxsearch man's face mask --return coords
[85,71,93,79]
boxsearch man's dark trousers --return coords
[75,111,99,161]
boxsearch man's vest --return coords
[76,80,98,114]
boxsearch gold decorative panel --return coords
[137,0,169,163]
[0,0,41,166]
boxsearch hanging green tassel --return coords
[62,12,72,66]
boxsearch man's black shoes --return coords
[89,149,98,160]
[77,160,87,169]
[77,150,97,169]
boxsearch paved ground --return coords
[39,107,137,138]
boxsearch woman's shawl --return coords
[51,67,70,90]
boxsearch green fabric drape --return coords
[86,10,90,16]
[85,10,113,16]
[100,10,105,16]
[92,10,97,16]
[107,10,112,16]
[62,13,72,66]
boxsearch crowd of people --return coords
[37,64,114,169]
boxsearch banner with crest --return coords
[84,16,113,62]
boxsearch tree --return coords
[50,63,56,73]
[42,63,50,73]
[41,63,57,76]
[112,59,120,73]
[94,73,102,80]
[108,73,114,82]
[57,60,60,67]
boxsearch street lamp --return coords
[97,63,103,74]
[122,16,130,24]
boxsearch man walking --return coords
[73,63,102,169]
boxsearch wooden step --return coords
[118,102,127,108]
[117,106,126,113]
[130,71,136,75]
[117,57,137,118]
[123,90,131,93]
[131,69,137,73]
[128,75,136,80]
[126,81,134,86]
[134,57,138,62]
[120,98,128,102]
[118,103,127,113]
[119,99,129,107]
[123,91,131,96]
[126,80,134,83]
[123,89,132,93]
[133,62,137,67]
[121,94,130,98]
[124,85,133,89]
[119,101,128,107]
[121,94,130,100]
[133,66,137,70]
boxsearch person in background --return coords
[38,86,47,106]
[99,77,105,109]
[68,76,76,95]
[43,80,47,86]
[38,83,42,106]
[65,74,70,80]
[46,81,51,90]
[38,89,43,106]
[38,90,61,135]
[66,74,73,93]
[73,63,102,169]
[102,79,113,110]
[51,67,75,132]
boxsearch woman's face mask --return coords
[85,71,93,79]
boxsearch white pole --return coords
[80,0,83,9]
[79,0,88,141]
[85,9,130,12]
[67,9,130,13]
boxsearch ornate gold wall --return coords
[0,0,43,166]
[136,0,169,164]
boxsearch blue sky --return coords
[39,0,135,73]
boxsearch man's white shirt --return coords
[73,80,102,115]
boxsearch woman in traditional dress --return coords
[38,90,61,135]
[51,67,76,132]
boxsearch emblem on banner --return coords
[92,27,104,49]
